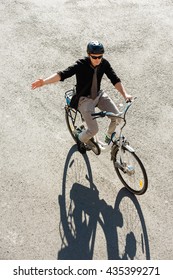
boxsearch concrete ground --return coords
[0,0,173,260]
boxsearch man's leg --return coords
[78,96,99,143]
[97,91,121,137]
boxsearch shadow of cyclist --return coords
[57,145,150,260]
[58,182,99,259]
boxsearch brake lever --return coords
[92,116,100,120]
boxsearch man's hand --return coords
[124,93,133,102]
[31,79,44,90]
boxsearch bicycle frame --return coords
[92,99,136,145]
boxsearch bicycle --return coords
[65,89,148,195]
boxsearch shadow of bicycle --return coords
[57,145,150,260]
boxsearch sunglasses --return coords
[90,55,103,60]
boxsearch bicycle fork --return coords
[111,136,135,175]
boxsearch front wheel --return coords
[113,148,148,195]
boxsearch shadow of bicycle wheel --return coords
[58,145,99,259]
[113,188,150,260]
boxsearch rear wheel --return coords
[113,148,148,195]
[65,106,79,142]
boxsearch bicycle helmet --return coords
[87,41,105,54]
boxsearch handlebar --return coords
[91,97,137,119]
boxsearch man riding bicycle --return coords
[32,41,132,152]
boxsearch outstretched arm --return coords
[114,82,132,101]
[31,73,61,90]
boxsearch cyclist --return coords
[32,41,132,152]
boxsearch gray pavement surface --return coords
[0,0,173,260]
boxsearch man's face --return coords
[89,54,103,67]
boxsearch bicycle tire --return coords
[113,148,148,195]
[65,106,78,142]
